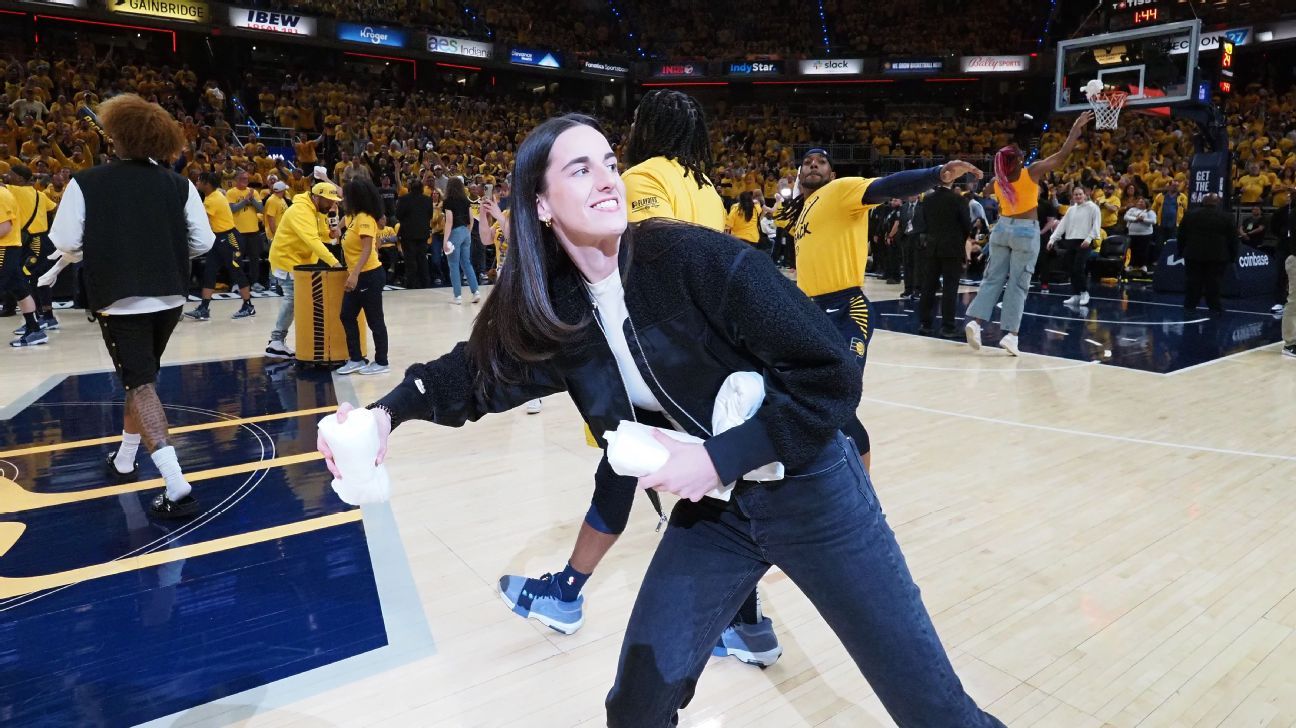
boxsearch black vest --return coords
[75,160,193,312]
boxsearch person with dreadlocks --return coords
[963,111,1092,355]
[778,149,983,471]
[495,89,785,669]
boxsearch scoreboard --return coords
[1106,0,1169,31]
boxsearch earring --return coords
[541,218,553,228]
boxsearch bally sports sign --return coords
[229,7,317,36]
[959,55,1031,73]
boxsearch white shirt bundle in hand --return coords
[317,408,391,505]
[603,371,784,501]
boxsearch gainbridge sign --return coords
[110,0,209,22]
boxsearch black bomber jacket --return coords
[373,218,862,485]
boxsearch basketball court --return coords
[2,273,1293,726]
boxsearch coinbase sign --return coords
[427,34,493,60]
[337,23,406,48]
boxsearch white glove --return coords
[317,408,391,505]
[37,250,74,288]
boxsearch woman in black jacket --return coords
[319,115,1004,728]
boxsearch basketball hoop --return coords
[1087,89,1129,130]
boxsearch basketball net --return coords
[1086,89,1129,130]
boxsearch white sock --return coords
[115,431,142,472]
[151,445,192,501]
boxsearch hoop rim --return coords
[1088,89,1130,109]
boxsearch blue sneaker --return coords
[498,573,584,634]
[713,617,783,667]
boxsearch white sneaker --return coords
[265,339,294,359]
[473,292,481,304]
[1079,291,1090,305]
[964,320,982,350]
[358,362,390,375]
[452,296,463,305]
[1000,333,1020,356]
[337,359,366,375]
[526,398,543,414]
[1063,295,1080,305]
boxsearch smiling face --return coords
[535,124,626,247]
[1072,187,1088,204]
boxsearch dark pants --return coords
[605,434,1005,728]
[882,239,902,282]
[23,233,54,313]
[1276,254,1289,306]
[340,268,388,365]
[901,235,922,295]
[919,256,963,330]
[236,230,265,287]
[772,227,795,267]
[1059,238,1090,294]
[812,288,872,456]
[1128,234,1155,269]
[1184,259,1227,312]
[429,233,447,285]
[97,307,182,391]
[400,237,429,288]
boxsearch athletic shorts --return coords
[202,229,248,289]
[0,246,30,299]
[23,233,54,280]
[98,307,182,391]
[810,287,873,373]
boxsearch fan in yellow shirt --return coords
[187,172,253,320]
[263,182,290,239]
[724,192,764,245]
[336,179,389,373]
[5,165,58,324]
[0,183,42,345]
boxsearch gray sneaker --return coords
[357,362,390,375]
[337,359,366,375]
[10,329,49,348]
[712,617,783,667]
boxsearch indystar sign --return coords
[229,7,316,36]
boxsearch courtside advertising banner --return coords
[510,48,562,69]
[797,58,863,75]
[229,7,317,36]
[337,22,406,48]
[959,55,1030,73]
[427,34,494,60]
[110,0,209,22]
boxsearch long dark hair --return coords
[343,178,384,221]
[469,114,619,390]
[445,176,469,204]
[738,190,755,222]
[626,89,714,191]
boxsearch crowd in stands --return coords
[3,35,1293,283]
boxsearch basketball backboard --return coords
[1055,19,1201,113]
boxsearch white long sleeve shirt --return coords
[1124,207,1157,236]
[1049,200,1102,244]
[49,168,214,314]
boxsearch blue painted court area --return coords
[0,359,386,727]
[869,285,1282,373]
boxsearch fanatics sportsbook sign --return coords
[229,7,317,36]
[110,0,209,22]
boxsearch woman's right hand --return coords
[317,403,393,479]
[443,241,454,255]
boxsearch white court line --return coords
[1049,291,1275,317]
[1045,329,1068,336]
[1023,311,1210,325]
[880,313,909,317]
[1085,338,1103,347]
[861,395,1296,463]
[871,359,1100,373]
[1162,340,1286,377]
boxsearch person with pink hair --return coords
[964,111,1092,355]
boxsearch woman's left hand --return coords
[637,430,723,503]
[345,273,358,291]
[940,160,985,184]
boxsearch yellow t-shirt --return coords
[264,193,288,233]
[1236,175,1267,204]
[622,156,725,230]
[788,177,876,297]
[725,203,761,244]
[8,186,55,235]
[204,189,236,233]
[342,212,381,273]
[0,186,19,247]
[225,186,262,234]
